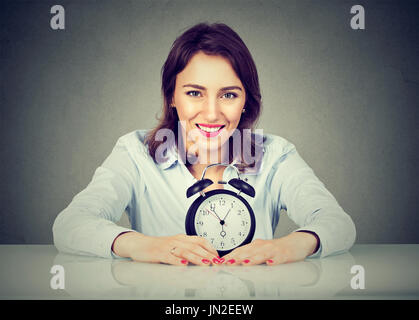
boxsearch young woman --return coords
[53,22,356,266]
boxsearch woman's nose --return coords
[202,97,220,122]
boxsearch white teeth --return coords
[197,125,223,133]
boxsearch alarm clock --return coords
[185,163,256,257]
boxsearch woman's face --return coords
[172,51,246,163]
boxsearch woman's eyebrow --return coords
[182,84,242,91]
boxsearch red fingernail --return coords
[202,259,210,264]
[243,259,250,264]
[181,259,188,264]
[212,258,220,264]
[267,259,274,264]
[227,259,235,264]
[218,258,225,264]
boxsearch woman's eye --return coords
[186,91,237,99]
[223,92,237,99]
[186,91,201,97]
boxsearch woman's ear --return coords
[169,96,176,108]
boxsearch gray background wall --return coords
[1,0,418,244]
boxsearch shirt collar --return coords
[156,139,179,170]
[156,138,266,174]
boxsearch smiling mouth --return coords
[195,123,225,137]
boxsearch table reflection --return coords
[53,252,355,299]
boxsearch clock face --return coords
[193,192,253,252]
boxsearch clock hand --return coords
[222,208,232,221]
[207,208,227,227]
[206,209,221,222]
[220,225,226,238]
[208,208,222,221]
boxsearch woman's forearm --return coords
[293,231,319,256]
[271,231,319,261]
[295,230,320,256]
[112,231,152,259]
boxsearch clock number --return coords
[196,220,203,226]
[203,231,207,237]
[220,241,225,248]
[210,203,216,211]
[219,198,225,206]
[231,238,236,246]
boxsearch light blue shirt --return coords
[52,129,356,259]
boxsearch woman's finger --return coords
[179,240,219,265]
[242,252,273,266]
[160,235,221,265]
[175,246,216,266]
[222,243,255,265]
[265,250,291,265]
[189,236,219,257]
[161,247,189,266]
[169,242,215,266]
[223,240,279,265]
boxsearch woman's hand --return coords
[112,232,221,266]
[221,231,319,266]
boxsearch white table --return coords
[1,244,418,300]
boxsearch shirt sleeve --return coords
[272,141,356,258]
[52,137,137,259]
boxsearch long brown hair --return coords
[145,22,264,171]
